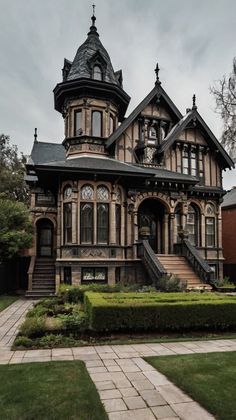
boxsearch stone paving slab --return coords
[2,299,234,419]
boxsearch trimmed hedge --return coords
[85,292,236,332]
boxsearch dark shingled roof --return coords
[67,22,119,86]
[106,84,183,148]
[30,141,66,165]
[222,187,236,208]
[30,144,197,183]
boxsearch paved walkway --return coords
[1,300,236,419]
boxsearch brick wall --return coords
[222,206,236,264]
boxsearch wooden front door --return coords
[37,220,53,257]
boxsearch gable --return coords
[106,84,182,149]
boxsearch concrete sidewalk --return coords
[1,299,236,419]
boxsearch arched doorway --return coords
[36,219,54,257]
[138,199,167,253]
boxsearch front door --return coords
[37,220,53,257]
[138,211,157,252]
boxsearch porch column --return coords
[163,213,169,254]
[169,213,175,253]
[133,210,139,258]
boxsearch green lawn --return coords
[0,361,108,420]
[0,295,18,312]
[147,352,236,420]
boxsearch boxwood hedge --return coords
[84,292,236,332]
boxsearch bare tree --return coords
[211,58,236,160]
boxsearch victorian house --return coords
[25,13,234,296]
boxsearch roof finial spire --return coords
[192,93,197,110]
[92,4,96,26]
[34,128,38,143]
[155,62,161,86]
[88,4,99,36]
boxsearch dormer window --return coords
[149,125,157,140]
[93,65,102,81]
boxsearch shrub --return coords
[44,317,63,333]
[38,334,76,348]
[58,283,123,304]
[14,336,33,348]
[157,275,187,292]
[59,312,89,334]
[19,317,46,338]
[84,292,236,333]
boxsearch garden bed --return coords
[13,285,236,349]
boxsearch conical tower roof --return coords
[66,14,119,85]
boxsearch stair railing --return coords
[27,255,36,292]
[174,239,215,285]
[137,240,167,285]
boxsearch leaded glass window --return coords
[116,188,121,202]
[80,185,94,200]
[64,185,72,200]
[97,186,109,201]
[80,203,94,244]
[97,203,109,244]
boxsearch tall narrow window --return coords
[97,203,109,244]
[92,111,102,137]
[182,148,189,174]
[116,204,121,245]
[190,149,197,176]
[186,205,199,246]
[64,203,72,244]
[80,203,94,244]
[75,110,82,136]
[206,217,215,248]
[109,115,115,135]
[93,65,102,81]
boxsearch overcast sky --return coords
[0,0,236,188]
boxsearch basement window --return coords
[81,267,107,284]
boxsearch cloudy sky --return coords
[0,0,236,188]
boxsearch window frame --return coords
[74,109,82,136]
[92,110,103,137]
[186,204,199,247]
[93,65,103,81]
[80,202,94,245]
[205,216,215,248]
[81,267,107,284]
[63,202,72,244]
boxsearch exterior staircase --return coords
[157,254,212,290]
[26,258,56,298]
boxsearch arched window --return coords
[80,203,94,244]
[80,185,94,200]
[97,203,109,244]
[64,203,72,244]
[205,204,215,248]
[97,185,109,201]
[63,185,72,200]
[92,111,102,137]
[187,204,199,246]
[93,65,102,81]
